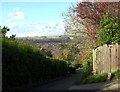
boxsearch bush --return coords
[111,70,120,79]
[68,66,76,74]
[75,73,108,85]
[75,64,83,69]
[82,54,93,77]
[2,38,69,89]
[98,13,120,45]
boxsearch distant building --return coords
[69,37,74,40]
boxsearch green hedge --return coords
[2,38,69,89]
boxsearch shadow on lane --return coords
[27,70,83,91]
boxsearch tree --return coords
[10,34,16,40]
[40,48,53,58]
[74,2,120,43]
[1,26,10,37]
[46,50,53,57]
[61,44,81,64]
[98,13,120,45]
[62,5,94,55]
[0,26,2,36]
[62,7,87,36]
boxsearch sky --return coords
[1,2,78,37]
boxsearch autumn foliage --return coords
[79,52,89,64]
[74,2,120,43]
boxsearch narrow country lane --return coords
[28,70,82,91]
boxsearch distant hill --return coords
[16,35,76,45]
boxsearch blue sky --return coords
[1,2,78,37]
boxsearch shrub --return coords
[75,73,108,85]
[82,54,93,77]
[2,38,69,89]
[68,66,76,74]
[111,70,120,79]
[98,13,120,45]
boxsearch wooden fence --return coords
[93,44,120,74]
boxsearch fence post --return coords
[93,49,95,74]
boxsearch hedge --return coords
[2,38,69,89]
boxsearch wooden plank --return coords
[93,49,95,74]
[99,47,101,74]
[116,44,118,70]
[102,45,104,73]
[104,45,108,73]
[101,45,104,74]
[118,44,120,70]
[98,47,101,74]
[100,46,102,74]
[107,45,110,73]
[111,45,114,72]
[113,45,115,72]
[113,44,116,72]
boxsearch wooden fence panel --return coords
[93,44,120,74]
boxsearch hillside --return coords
[16,35,76,45]
[15,35,91,65]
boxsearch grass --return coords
[111,70,120,80]
[74,73,108,85]
[74,69,120,85]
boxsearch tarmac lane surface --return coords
[28,70,82,91]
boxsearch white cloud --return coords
[7,8,25,20]
[6,21,65,37]
[14,11,24,19]
[40,21,65,36]
[8,13,13,17]
[1,0,82,2]
[49,21,57,27]
[8,22,17,29]
[6,19,12,22]
[13,8,23,11]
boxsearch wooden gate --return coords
[93,44,120,74]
